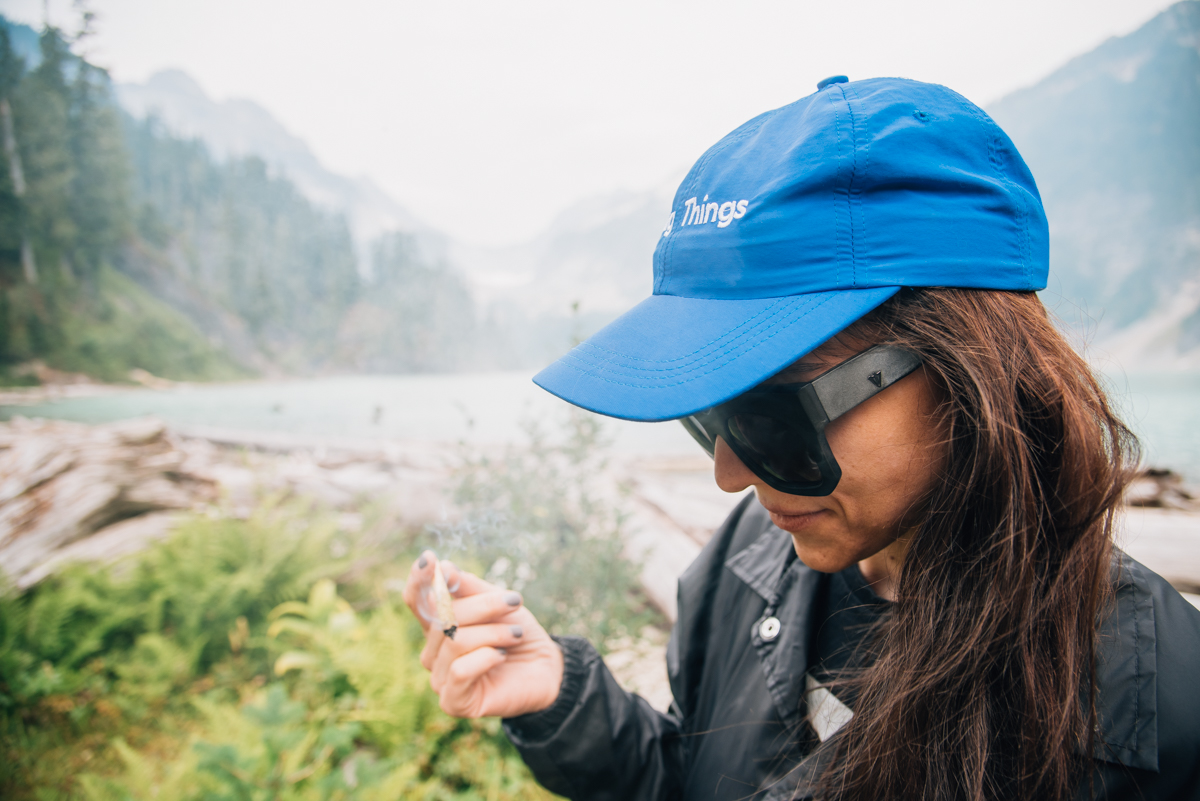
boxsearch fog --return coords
[2,0,1180,246]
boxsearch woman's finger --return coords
[439,622,527,659]
[438,647,508,717]
[403,550,438,632]
[419,616,445,671]
[451,589,524,627]
[450,569,499,598]
[428,620,525,691]
[439,560,463,595]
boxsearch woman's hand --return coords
[403,550,564,719]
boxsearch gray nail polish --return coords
[496,647,508,656]
[504,591,521,607]
[417,555,428,568]
[510,624,524,639]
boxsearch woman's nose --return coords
[714,437,758,493]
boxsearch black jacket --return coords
[504,495,1200,800]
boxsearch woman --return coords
[405,77,1200,800]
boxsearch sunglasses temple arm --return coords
[810,346,923,421]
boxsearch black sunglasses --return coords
[679,345,923,496]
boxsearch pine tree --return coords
[12,28,75,278]
[66,58,131,275]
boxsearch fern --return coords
[0,411,647,800]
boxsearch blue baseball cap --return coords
[534,76,1049,422]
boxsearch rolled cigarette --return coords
[433,561,457,639]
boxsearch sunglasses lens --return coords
[727,412,824,485]
[681,415,716,455]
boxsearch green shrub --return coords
[0,412,650,799]
[73,579,556,801]
[0,496,561,800]
[0,497,341,709]
[441,408,659,649]
[0,498,349,798]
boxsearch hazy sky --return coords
[2,0,1181,246]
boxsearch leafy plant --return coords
[0,497,341,707]
[0,492,565,801]
[0,497,348,799]
[73,578,557,801]
[0,409,654,800]
[438,408,659,649]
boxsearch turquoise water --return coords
[3,370,1197,480]
[1102,371,1200,483]
[0,372,698,456]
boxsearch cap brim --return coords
[533,287,900,421]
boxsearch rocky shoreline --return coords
[2,414,1197,714]
[2,415,1198,613]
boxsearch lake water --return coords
[1101,371,1200,483]
[0,372,699,456]
[3,370,1198,481]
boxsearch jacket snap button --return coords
[759,616,781,641]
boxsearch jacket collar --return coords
[723,516,1161,774]
[725,519,820,733]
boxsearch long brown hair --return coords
[814,288,1139,801]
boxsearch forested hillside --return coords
[121,116,362,374]
[0,21,484,383]
[0,23,243,382]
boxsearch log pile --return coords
[0,418,456,590]
[1126,467,1198,510]
[2,416,1197,616]
[0,417,217,588]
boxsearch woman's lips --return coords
[766,508,826,531]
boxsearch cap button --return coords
[817,75,849,90]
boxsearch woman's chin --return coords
[788,536,859,575]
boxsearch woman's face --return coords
[714,337,944,576]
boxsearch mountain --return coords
[10,3,1197,380]
[117,70,443,271]
[988,0,1200,368]
[442,180,679,367]
[459,2,1200,370]
[116,66,675,350]
[1,20,486,381]
[455,183,675,316]
[101,65,574,370]
[2,17,37,66]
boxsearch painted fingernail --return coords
[510,625,524,639]
[504,591,521,607]
[496,647,508,656]
[417,555,428,569]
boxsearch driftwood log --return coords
[1,416,1197,618]
[0,418,455,590]
[1126,468,1198,510]
[0,417,216,588]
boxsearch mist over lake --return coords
[0,372,698,454]
[4,369,1198,482]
